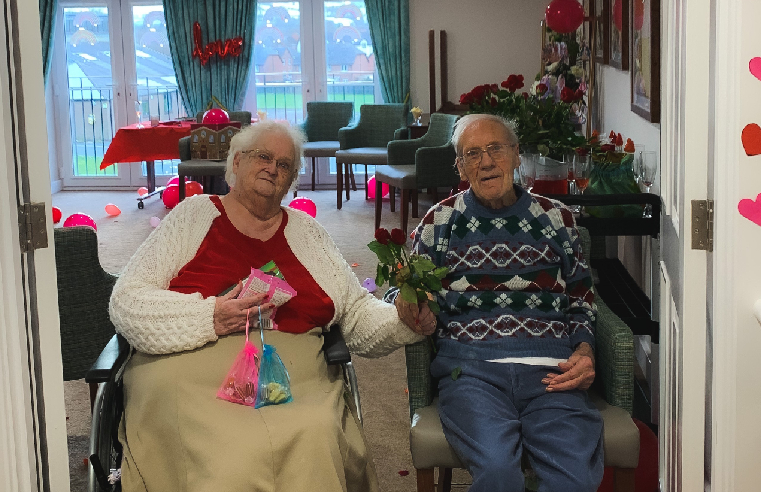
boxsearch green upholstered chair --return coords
[404,226,639,492]
[376,113,460,232]
[334,103,407,209]
[178,111,252,200]
[298,101,354,191]
[54,226,117,408]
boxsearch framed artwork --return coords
[593,0,609,64]
[630,0,660,122]
[609,0,629,70]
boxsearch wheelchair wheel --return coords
[88,379,124,492]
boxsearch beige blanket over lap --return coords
[118,328,378,492]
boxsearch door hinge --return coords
[18,202,49,253]
[691,199,713,252]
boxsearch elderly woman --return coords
[109,120,429,491]
[394,114,604,492]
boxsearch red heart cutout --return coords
[738,193,761,226]
[750,57,761,82]
[742,123,761,156]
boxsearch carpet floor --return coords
[54,187,473,492]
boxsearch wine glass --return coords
[565,152,577,196]
[519,154,535,192]
[573,154,592,213]
[135,100,143,128]
[640,151,658,218]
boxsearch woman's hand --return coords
[542,342,596,392]
[395,294,437,336]
[213,282,275,336]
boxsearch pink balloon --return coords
[150,216,161,228]
[104,203,121,216]
[288,197,317,218]
[202,108,230,124]
[162,184,180,209]
[166,176,189,186]
[137,186,149,196]
[63,213,97,231]
[367,176,390,200]
[185,180,204,197]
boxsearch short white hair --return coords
[451,114,519,155]
[226,120,306,189]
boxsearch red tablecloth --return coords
[99,121,193,170]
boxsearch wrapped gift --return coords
[190,121,241,160]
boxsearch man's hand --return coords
[213,282,275,336]
[542,342,595,392]
[395,294,437,336]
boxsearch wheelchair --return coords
[84,326,361,492]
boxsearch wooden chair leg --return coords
[179,174,186,201]
[412,189,419,218]
[437,467,453,492]
[612,467,635,492]
[416,468,435,492]
[401,189,410,233]
[349,164,357,191]
[375,179,382,230]
[311,157,316,191]
[389,186,396,213]
[364,165,369,200]
[345,163,352,200]
[337,161,343,209]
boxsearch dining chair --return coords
[299,101,354,192]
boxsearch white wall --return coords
[409,0,549,112]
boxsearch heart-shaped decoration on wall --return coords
[738,193,761,227]
[742,123,761,156]
[750,57,761,82]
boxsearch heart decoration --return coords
[738,193,761,226]
[742,123,761,156]
[750,57,761,82]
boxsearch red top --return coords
[168,196,335,334]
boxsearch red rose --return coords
[470,85,486,101]
[536,83,548,95]
[600,143,616,152]
[500,74,525,93]
[490,97,498,107]
[490,84,499,93]
[522,92,529,100]
[574,89,584,101]
[560,86,575,103]
[375,228,391,245]
[390,228,406,245]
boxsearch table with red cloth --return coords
[100,121,193,204]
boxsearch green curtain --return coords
[364,0,410,104]
[39,0,57,84]
[163,0,256,115]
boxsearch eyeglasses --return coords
[458,143,516,168]
[240,149,294,173]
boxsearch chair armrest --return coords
[85,334,131,384]
[405,339,435,420]
[415,144,459,188]
[179,136,191,161]
[323,325,351,365]
[394,127,409,140]
[594,299,634,414]
[387,138,425,165]
[338,125,362,149]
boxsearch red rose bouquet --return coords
[368,228,448,314]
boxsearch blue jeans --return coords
[431,356,604,492]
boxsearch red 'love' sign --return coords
[192,21,243,65]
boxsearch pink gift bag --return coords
[217,309,259,407]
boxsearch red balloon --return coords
[52,206,62,224]
[104,203,121,216]
[63,213,97,231]
[185,180,204,197]
[202,108,230,125]
[167,176,189,186]
[613,0,623,32]
[545,0,585,34]
[162,184,180,209]
[288,197,317,218]
[137,186,149,196]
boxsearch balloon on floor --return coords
[137,187,149,196]
[52,206,62,224]
[105,203,121,216]
[366,176,390,200]
[63,213,97,231]
[185,180,203,197]
[162,184,180,209]
[288,197,317,218]
[150,216,161,228]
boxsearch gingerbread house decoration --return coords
[190,121,242,160]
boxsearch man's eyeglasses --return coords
[458,143,516,168]
[241,149,294,173]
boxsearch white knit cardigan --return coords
[109,195,423,355]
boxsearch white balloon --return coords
[150,216,161,228]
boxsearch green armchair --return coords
[404,226,639,492]
[376,113,460,232]
[298,101,354,192]
[334,103,406,209]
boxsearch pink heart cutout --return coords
[750,57,761,82]
[738,193,761,226]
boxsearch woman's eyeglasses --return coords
[241,149,293,173]
[459,143,516,168]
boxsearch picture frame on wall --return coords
[630,0,660,122]
[593,0,609,64]
[609,0,629,70]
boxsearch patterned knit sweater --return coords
[412,187,596,361]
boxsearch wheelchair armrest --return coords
[85,334,131,384]
[323,325,352,366]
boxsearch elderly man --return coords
[394,114,604,492]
